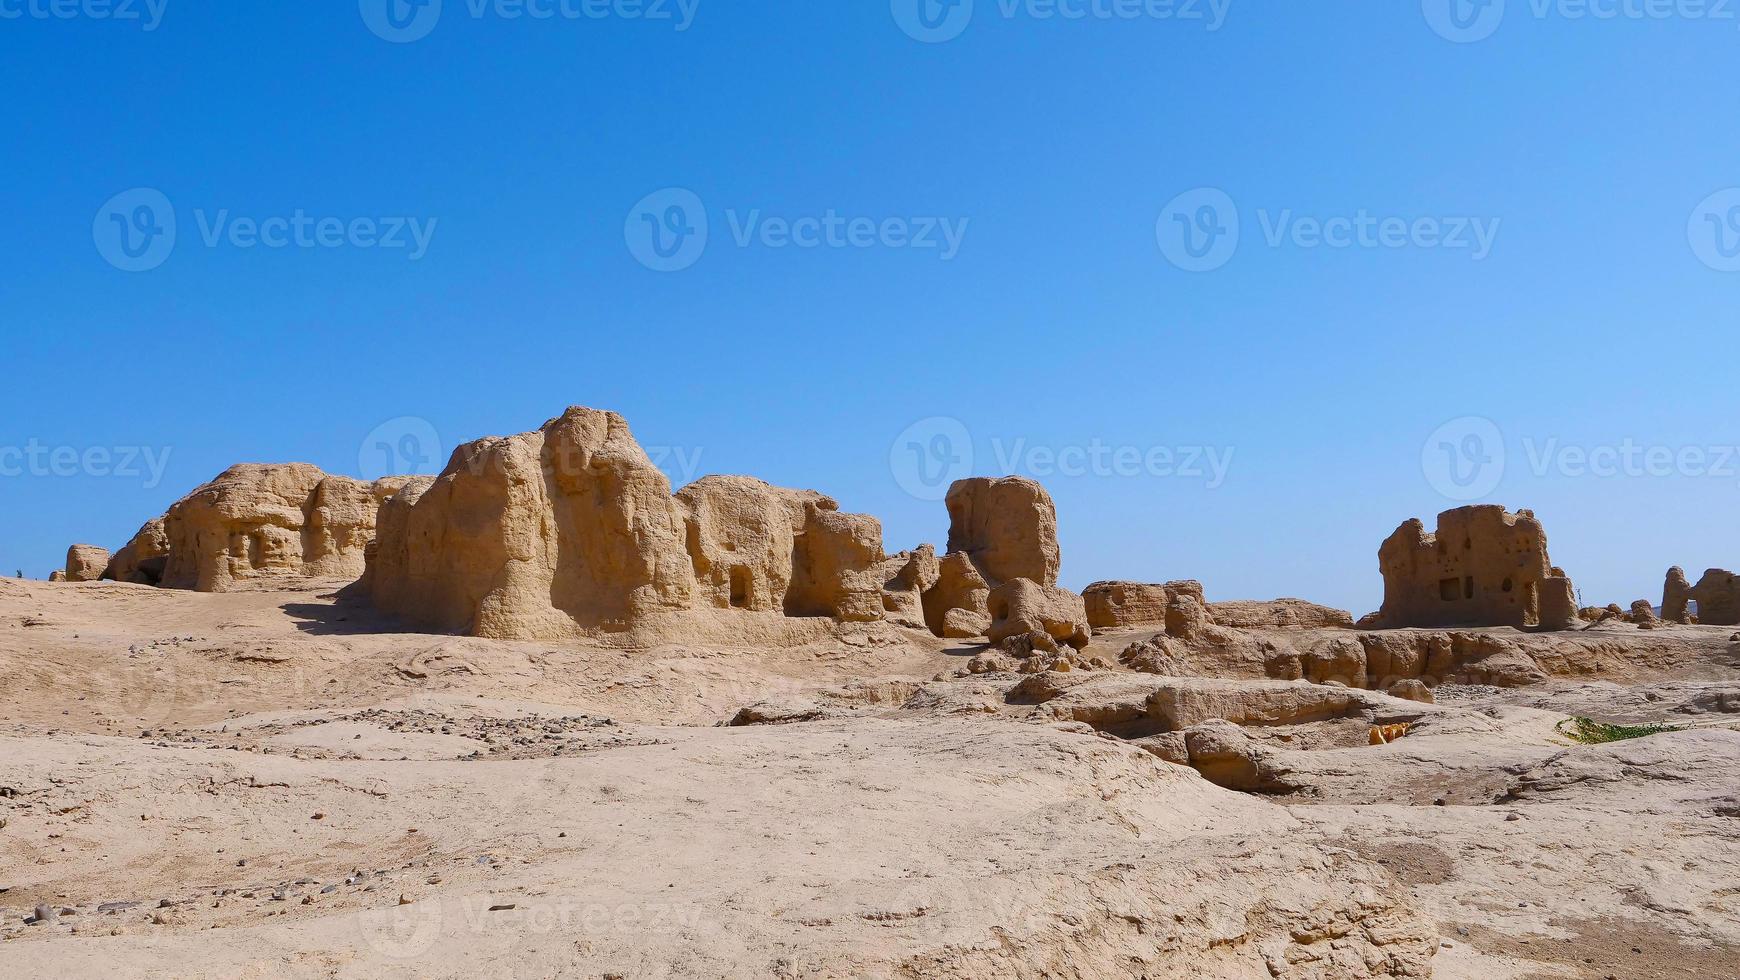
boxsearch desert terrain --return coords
[6,408,1740,979]
[3,574,1740,978]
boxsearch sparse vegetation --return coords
[1557,716,1681,744]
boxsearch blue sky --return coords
[3,0,1737,614]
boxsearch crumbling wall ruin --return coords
[1663,566,1740,626]
[1375,506,1576,631]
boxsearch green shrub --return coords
[1556,716,1680,744]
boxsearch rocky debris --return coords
[1375,505,1577,631]
[726,697,838,726]
[1629,600,1661,629]
[63,544,111,582]
[1387,679,1435,704]
[1119,635,1196,676]
[1081,579,1203,630]
[104,517,169,585]
[943,476,1059,587]
[47,570,67,583]
[919,551,990,639]
[986,578,1090,652]
[1206,597,1354,630]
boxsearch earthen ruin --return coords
[1374,506,1577,631]
[1663,566,1740,626]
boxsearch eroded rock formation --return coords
[63,545,111,583]
[366,407,895,639]
[1663,567,1696,624]
[920,551,991,638]
[987,578,1090,652]
[944,476,1059,587]
[156,464,407,592]
[105,518,169,585]
[1206,598,1354,630]
[1082,580,1203,629]
[1652,567,1740,626]
[1375,506,1577,631]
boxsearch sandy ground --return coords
[3,578,1740,978]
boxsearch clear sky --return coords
[4,0,1738,614]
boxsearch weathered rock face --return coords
[303,476,413,579]
[785,503,886,623]
[1663,567,1696,624]
[921,551,992,638]
[1629,600,1661,629]
[987,578,1090,651]
[63,545,111,583]
[105,518,169,585]
[1692,569,1740,626]
[158,464,405,592]
[675,476,823,614]
[1206,598,1354,630]
[1375,506,1577,631]
[880,545,939,631]
[47,570,67,582]
[1082,580,1204,629]
[944,476,1060,587]
[366,407,892,639]
[368,409,699,637]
